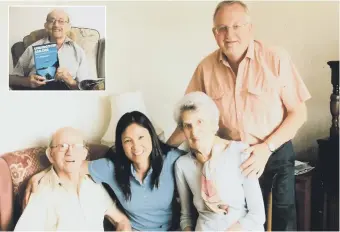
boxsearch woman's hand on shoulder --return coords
[22,167,49,210]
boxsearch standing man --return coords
[168,1,311,230]
[10,9,91,90]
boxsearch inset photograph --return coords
[9,6,106,90]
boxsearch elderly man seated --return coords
[9,9,91,90]
[14,127,131,231]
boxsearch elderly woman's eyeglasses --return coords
[46,18,69,25]
[50,143,85,152]
[213,23,249,35]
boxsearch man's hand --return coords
[115,219,132,231]
[226,221,242,231]
[27,74,46,88]
[55,68,76,87]
[240,143,271,178]
[23,168,49,210]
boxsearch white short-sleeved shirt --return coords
[15,167,115,231]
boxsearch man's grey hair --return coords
[174,91,220,128]
[46,9,70,23]
[213,1,251,23]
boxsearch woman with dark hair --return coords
[24,111,183,231]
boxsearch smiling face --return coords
[44,9,70,40]
[213,3,252,58]
[47,127,87,175]
[121,123,153,165]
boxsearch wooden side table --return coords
[295,170,314,231]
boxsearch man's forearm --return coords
[265,102,307,149]
[64,77,78,89]
[9,75,29,87]
[105,204,130,226]
[166,126,186,147]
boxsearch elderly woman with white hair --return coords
[174,91,265,231]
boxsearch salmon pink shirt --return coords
[186,40,311,145]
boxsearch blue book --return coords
[33,43,59,82]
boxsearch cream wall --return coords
[108,1,339,161]
[0,1,339,161]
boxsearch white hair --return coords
[173,91,220,128]
[213,1,251,24]
[47,127,86,147]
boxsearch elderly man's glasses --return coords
[214,23,249,35]
[46,18,69,25]
[50,143,85,152]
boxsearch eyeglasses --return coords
[46,18,69,25]
[213,23,249,35]
[50,143,85,152]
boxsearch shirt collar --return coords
[50,166,63,187]
[246,39,255,60]
[130,164,153,182]
[218,39,255,64]
[49,165,87,190]
[44,36,72,45]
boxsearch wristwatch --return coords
[265,141,276,153]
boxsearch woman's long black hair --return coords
[107,111,174,201]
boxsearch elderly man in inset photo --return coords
[14,127,131,231]
[9,9,91,90]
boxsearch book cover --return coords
[33,43,59,82]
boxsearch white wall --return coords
[108,1,339,161]
[1,1,339,161]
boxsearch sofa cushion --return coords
[71,27,100,80]
[2,147,50,199]
[1,147,50,228]
[11,42,25,68]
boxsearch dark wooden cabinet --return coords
[312,61,339,231]
[315,138,339,231]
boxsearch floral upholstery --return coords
[2,147,50,199]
